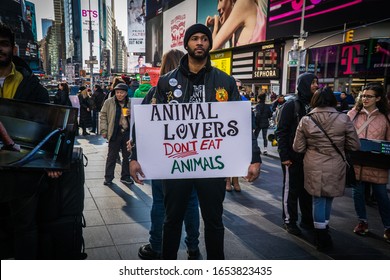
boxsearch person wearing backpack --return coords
[254,93,273,155]
[275,72,319,236]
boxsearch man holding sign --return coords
[129,23,261,260]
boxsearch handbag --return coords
[308,115,356,187]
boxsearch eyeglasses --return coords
[361,95,376,99]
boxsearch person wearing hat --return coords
[129,23,261,260]
[100,82,133,186]
[134,73,152,98]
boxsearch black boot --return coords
[315,228,333,252]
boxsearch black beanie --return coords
[183,23,213,49]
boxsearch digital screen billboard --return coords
[266,0,388,40]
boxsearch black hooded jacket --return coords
[275,73,317,162]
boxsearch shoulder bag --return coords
[308,115,356,187]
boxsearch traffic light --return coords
[345,30,354,43]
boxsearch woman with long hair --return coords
[347,83,390,244]
[54,82,72,106]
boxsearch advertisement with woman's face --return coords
[198,0,268,51]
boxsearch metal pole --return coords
[296,0,306,76]
[88,0,94,91]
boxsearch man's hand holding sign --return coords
[130,101,259,183]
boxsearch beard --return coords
[187,46,209,61]
[0,51,12,68]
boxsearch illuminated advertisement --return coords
[80,0,100,73]
[267,0,388,40]
[197,0,268,51]
[210,51,232,75]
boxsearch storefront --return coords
[210,40,285,100]
[286,38,390,96]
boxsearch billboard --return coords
[80,0,100,73]
[163,0,196,54]
[127,0,146,53]
[197,0,268,50]
[266,0,389,40]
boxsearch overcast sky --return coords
[29,0,127,42]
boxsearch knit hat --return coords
[113,83,128,91]
[183,23,213,49]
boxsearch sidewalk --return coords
[76,133,390,260]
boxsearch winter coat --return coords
[275,73,317,163]
[91,88,106,111]
[78,93,93,128]
[254,102,272,129]
[53,89,72,106]
[347,108,390,184]
[293,107,360,197]
[100,96,130,142]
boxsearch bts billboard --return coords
[80,0,100,73]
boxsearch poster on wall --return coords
[197,0,268,51]
[134,101,252,179]
[162,0,196,54]
[80,0,100,73]
[127,0,145,54]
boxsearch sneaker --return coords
[138,244,161,260]
[384,228,390,243]
[283,222,302,236]
[103,180,113,186]
[353,221,368,236]
[263,150,268,155]
[187,248,200,260]
[120,177,134,185]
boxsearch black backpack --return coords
[275,98,301,128]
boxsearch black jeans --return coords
[162,178,226,260]
[281,162,313,225]
[91,110,99,133]
[104,130,130,182]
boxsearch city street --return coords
[78,130,390,260]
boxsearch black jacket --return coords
[254,103,272,129]
[12,56,49,103]
[91,88,106,111]
[275,73,317,163]
[54,89,72,106]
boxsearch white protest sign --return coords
[130,97,143,140]
[134,101,252,179]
